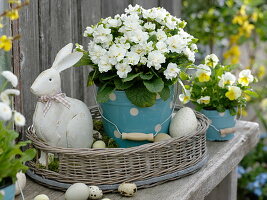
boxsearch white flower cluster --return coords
[0,71,25,126]
[83,4,197,79]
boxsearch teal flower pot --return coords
[0,184,15,200]
[100,91,174,148]
[200,109,236,141]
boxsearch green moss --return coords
[93,119,119,148]
[35,159,59,173]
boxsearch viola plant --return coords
[179,54,257,115]
[75,4,198,107]
[0,71,36,200]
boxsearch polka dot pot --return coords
[100,90,174,147]
[200,109,236,141]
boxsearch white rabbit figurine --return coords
[31,43,93,164]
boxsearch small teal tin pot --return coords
[0,184,15,200]
[100,91,173,148]
[200,109,236,141]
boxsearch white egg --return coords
[92,140,106,148]
[101,198,111,200]
[154,133,172,142]
[34,194,49,200]
[15,172,26,195]
[169,107,198,138]
[88,185,103,199]
[65,183,90,200]
[118,183,137,197]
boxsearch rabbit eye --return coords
[49,78,52,81]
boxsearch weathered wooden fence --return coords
[13,0,182,127]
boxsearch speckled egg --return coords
[65,183,90,200]
[118,183,137,197]
[15,172,26,195]
[169,107,198,138]
[34,194,49,200]
[88,185,103,199]
[92,140,106,148]
[154,133,172,142]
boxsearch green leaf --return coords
[140,73,153,80]
[73,52,92,67]
[87,70,99,86]
[159,86,170,101]
[143,77,164,93]
[122,72,142,82]
[96,84,115,103]
[100,73,117,81]
[125,82,156,107]
[114,78,134,90]
[147,34,157,43]
[179,71,189,80]
[20,148,36,162]
[244,90,259,98]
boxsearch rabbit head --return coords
[31,43,83,97]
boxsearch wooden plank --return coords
[159,0,182,17]
[80,0,102,106]
[38,0,73,97]
[101,0,130,18]
[16,0,40,129]
[17,121,259,200]
[132,0,159,8]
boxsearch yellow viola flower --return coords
[240,5,247,16]
[229,35,239,45]
[232,15,247,25]
[260,98,267,111]
[239,21,254,37]
[257,65,266,79]
[195,64,211,82]
[238,107,248,117]
[238,69,254,86]
[251,11,259,22]
[0,35,12,51]
[223,45,240,64]
[6,9,19,20]
[179,90,191,104]
[197,96,210,105]
[225,86,242,100]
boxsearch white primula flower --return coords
[238,69,254,86]
[115,63,132,78]
[131,44,147,56]
[115,36,127,44]
[83,26,94,37]
[125,29,149,44]
[205,54,219,68]
[92,24,113,44]
[88,42,107,64]
[166,35,188,53]
[0,102,12,121]
[1,71,18,87]
[197,96,210,105]
[144,22,156,30]
[156,29,167,41]
[107,44,127,65]
[147,51,166,70]
[140,56,147,65]
[165,15,177,29]
[179,90,191,104]
[14,111,26,127]
[190,43,198,51]
[98,56,112,73]
[195,64,211,82]
[125,52,140,65]
[183,47,195,62]
[163,63,180,80]
[106,18,122,28]
[125,4,141,14]
[225,86,242,100]
[0,92,10,105]
[156,41,169,53]
[120,14,142,32]
[218,72,236,88]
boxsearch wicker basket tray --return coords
[26,106,210,192]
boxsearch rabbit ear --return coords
[51,43,73,69]
[52,52,83,72]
